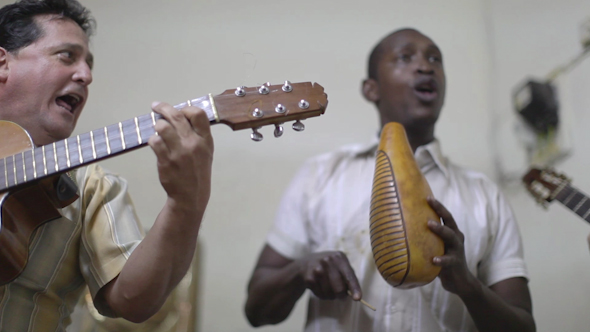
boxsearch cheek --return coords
[16,77,54,105]
[384,68,413,89]
[381,79,412,102]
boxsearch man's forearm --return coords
[245,262,306,327]
[101,197,206,322]
[460,278,536,332]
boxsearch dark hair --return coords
[367,28,418,80]
[0,0,95,53]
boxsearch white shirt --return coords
[267,138,528,332]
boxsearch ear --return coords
[362,78,380,103]
[0,48,9,83]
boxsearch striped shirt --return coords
[0,164,144,332]
[267,138,528,332]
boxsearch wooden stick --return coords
[347,290,376,311]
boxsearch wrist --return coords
[456,273,484,301]
[161,196,207,231]
[291,259,305,281]
[166,188,209,213]
[290,259,310,290]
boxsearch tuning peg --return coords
[298,99,310,109]
[275,104,286,114]
[235,86,246,97]
[252,108,264,118]
[282,81,293,92]
[258,85,270,95]
[251,127,263,142]
[274,124,284,137]
[292,120,305,132]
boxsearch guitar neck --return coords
[0,95,217,193]
[554,184,590,223]
[0,81,329,193]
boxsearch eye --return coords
[428,55,442,63]
[58,51,75,63]
[398,54,411,62]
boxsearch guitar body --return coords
[0,121,64,285]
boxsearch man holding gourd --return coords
[245,28,535,332]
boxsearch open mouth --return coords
[413,79,438,103]
[56,94,82,113]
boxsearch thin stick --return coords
[347,290,376,311]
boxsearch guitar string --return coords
[0,94,220,190]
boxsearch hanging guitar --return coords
[522,167,590,224]
[0,81,328,285]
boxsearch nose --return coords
[72,61,93,86]
[415,56,434,75]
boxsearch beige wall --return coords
[66,1,493,331]
[7,0,590,331]
[487,0,590,331]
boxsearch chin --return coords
[404,115,439,131]
[412,112,439,124]
[46,128,75,144]
[415,106,441,121]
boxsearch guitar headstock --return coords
[212,81,327,141]
[522,167,571,207]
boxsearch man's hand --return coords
[245,246,362,326]
[148,102,214,209]
[296,251,362,301]
[426,196,478,296]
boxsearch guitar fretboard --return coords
[0,95,216,193]
[554,184,590,223]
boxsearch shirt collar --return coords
[355,134,450,179]
[415,139,450,179]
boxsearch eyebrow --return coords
[426,44,442,55]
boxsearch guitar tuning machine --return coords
[298,99,310,109]
[235,86,246,97]
[274,124,284,138]
[252,108,264,118]
[292,120,305,132]
[282,80,293,92]
[275,104,287,114]
[258,85,270,95]
[251,127,263,142]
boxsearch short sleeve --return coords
[76,164,145,298]
[477,188,529,286]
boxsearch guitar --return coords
[0,81,328,285]
[522,168,590,224]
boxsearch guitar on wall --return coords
[0,81,328,285]
[522,167,590,224]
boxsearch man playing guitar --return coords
[0,1,214,331]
